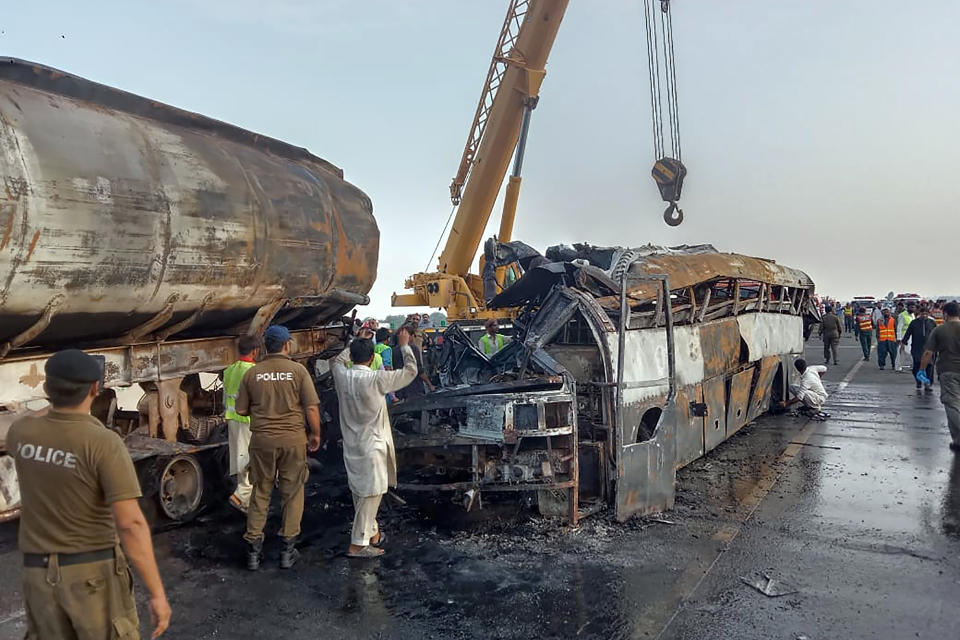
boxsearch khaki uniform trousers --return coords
[941,372,960,445]
[244,442,307,543]
[22,546,140,639]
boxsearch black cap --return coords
[44,349,102,383]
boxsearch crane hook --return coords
[663,201,683,226]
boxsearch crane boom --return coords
[393,0,568,320]
[439,0,566,277]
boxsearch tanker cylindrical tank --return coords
[0,58,378,351]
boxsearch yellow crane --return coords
[392,0,569,322]
[392,0,685,322]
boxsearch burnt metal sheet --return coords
[726,368,755,436]
[123,433,223,462]
[609,325,705,401]
[747,356,781,422]
[0,58,377,351]
[737,314,804,361]
[699,318,743,379]
[462,401,507,441]
[702,377,727,453]
[673,386,704,468]
[600,251,815,308]
[615,400,678,521]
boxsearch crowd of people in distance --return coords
[794,300,960,453]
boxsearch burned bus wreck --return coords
[389,244,819,523]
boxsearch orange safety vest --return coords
[857,313,873,332]
[877,317,896,341]
[933,310,944,326]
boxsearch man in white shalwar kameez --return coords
[331,325,418,557]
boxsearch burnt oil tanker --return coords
[0,57,378,350]
[0,58,379,522]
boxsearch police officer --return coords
[236,325,321,570]
[7,349,171,639]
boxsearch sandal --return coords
[370,531,387,547]
[347,546,385,558]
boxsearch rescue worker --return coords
[843,303,855,334]
[918,301,960,452]
[856,306,874,361]
[902,306,936,393]
[7,349,171,639]
[782,358,828,414]
[479,318,510,357]
[819,305,842,366]
[896,302,916,372]
[932,301,945,326]
[876,308,898,370]
[224,334,260,513]
[236,325,322,570]
[331,325,418,558]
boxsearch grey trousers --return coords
[823,337,839,363]
[941,372,960,445]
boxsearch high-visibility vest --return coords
[877,317,896,342]
[346,352,383,371]
[223,359,256,422]
[374,342,392,368]
[933,310,944,326]
[480,333,505,355]
[857,314,873,332]
[843,306,853,317]
[896,311,914,340]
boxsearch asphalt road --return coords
[1,334,957,639]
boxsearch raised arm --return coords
[376,327,419,394]
[332,345,351,370]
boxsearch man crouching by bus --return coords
[781,358,829,417]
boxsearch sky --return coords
[4,0,959,319]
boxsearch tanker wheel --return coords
[157,454,204,521]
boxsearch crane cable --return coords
[425,202,458,272]
[644,0,687,226]
[661,2,681,161]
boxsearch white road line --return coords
[655,351,867,638]
[0,609,25,626]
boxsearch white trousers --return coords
[789,384,826,410]
[351,493,383,546]
[227,419,253,507]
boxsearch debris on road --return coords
[740,571,798,598]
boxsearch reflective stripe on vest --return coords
[933,310,944,326]
[347,352,383,371]
[480,333,504,355]
[857,314,873,331]
[223,360,256,423]
[878,318,896,342]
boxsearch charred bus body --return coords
[0,59,378,522]
[391,244,819,522]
